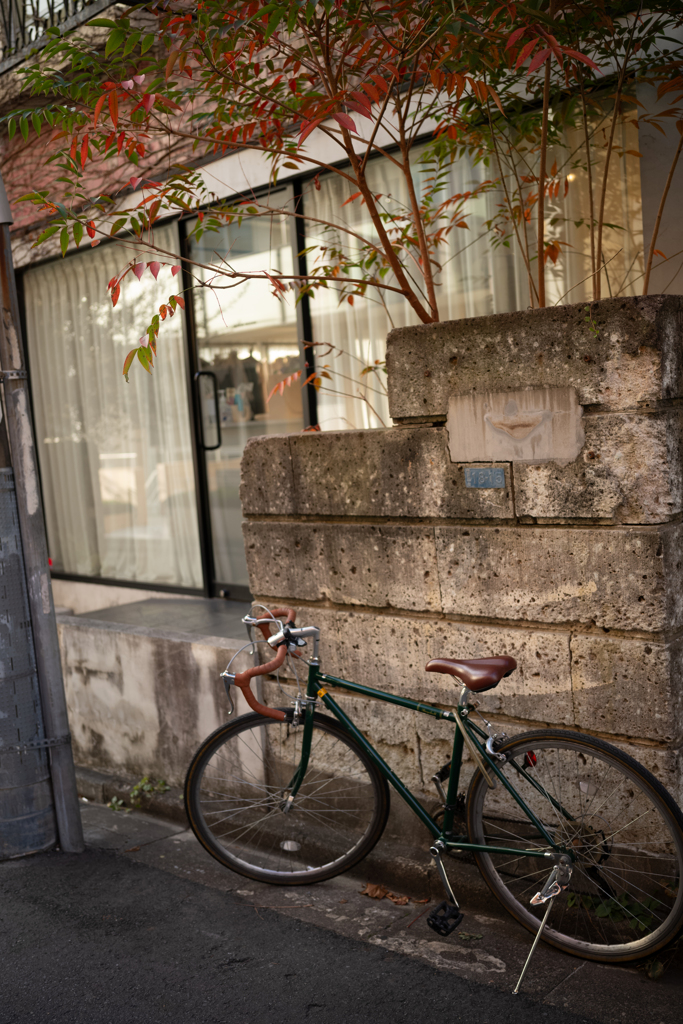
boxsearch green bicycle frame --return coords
[291,660,563,861]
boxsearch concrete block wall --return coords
[56,615,251,787]
[241,296,683,831]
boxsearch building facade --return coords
[3,0,683,613]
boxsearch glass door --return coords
[186,190,305,595]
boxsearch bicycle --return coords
[185,605,683,988]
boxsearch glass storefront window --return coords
[23,224,203,589]
[186,193,304,586]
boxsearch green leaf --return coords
[110,217,127,235]
[73,221,84,247]
[19,116,29,142]
[123,348,137,380]
[31,112,42,136]
[137,347,152,373]
[105,28,126,58]
[88,17,118,28]
[140,33,155,54]
[60,226,69,256]
[123,31,141,56]
[34,224,62,246]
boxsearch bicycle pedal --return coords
[426,901,464,937]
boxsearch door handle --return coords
[195,371,222,451]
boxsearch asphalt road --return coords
[1,845,597,1024]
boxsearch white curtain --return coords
[24,223,203,589]
[304,135,642,431]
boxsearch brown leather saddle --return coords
[426,656,517,693]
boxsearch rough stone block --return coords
[241,427,514,519]
[240,433,296,515]
[570,634,683,743]
[387,295,683,420]
[243,521,442,611]
[290,426,515,519]
[255,606,573,726]
[513,408,683,523]
[435,522,683,631]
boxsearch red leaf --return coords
[111,283,121,307]
[108,90,118,128]
[174,295,185,309]
[148,261,161,280]
[299,117,323,144]
[369,74,390,94]
[562,48,601,72]
[506,26,527,50]
[93,93,107,127]
[129,176,141,190]
[171,265,181,276]
[515,38,539,69]
[342,191,362,206]
[350,91,371,112]
[527,48,551,75]
[86,220,96,239]
[361,81,380,103]
[80,134,89,168]
[346,101,372,121]
[332,112,357,132]
[133,263,144,280]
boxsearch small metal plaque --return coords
[464,466,505,489]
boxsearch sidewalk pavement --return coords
[1,800,681,1024]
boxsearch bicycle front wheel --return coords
[185,711,389,884]
[467,729,683,962]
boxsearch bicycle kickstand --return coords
[512,855,572,995]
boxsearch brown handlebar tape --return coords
[234,607,297,721]
[253,607,296,642]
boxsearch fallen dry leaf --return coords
[411,897,430,904]
[360,882,389,899]
[339,899,348,904]
[125,846,140,853]
[386,893,410,906]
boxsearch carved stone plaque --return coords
[447,386,584,463]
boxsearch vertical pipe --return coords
[0,173,83,853]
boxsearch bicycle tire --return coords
[185,711,390,884]
[466,728,683,962]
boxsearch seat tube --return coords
[441,723,464,834]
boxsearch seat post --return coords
[441,689,467,835]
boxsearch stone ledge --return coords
[243,519,683,632]
[386,295,683,420]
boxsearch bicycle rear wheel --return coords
[185,711,389,884]
[467,729,683,962]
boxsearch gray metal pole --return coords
[0,173,84,853]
